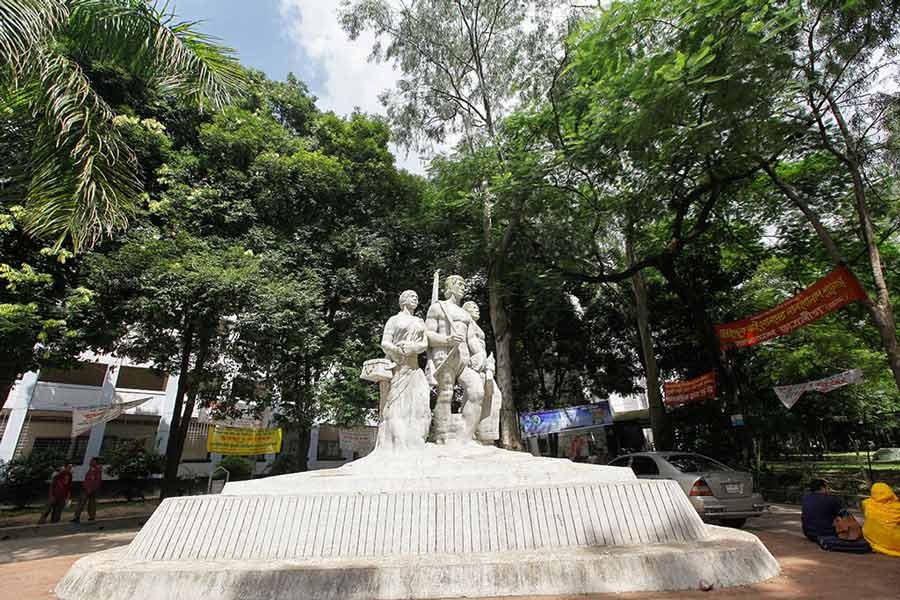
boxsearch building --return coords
[0,355,374,482]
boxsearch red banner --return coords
[664,371,716,406]
[715,266,866,350]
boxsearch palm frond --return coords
[66,0,247,107]
[21,50,140,250]
[0,0,67,69]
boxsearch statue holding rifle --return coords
[425,274,487,444]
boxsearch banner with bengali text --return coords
[206,426,283,455]
[774,368,863,409]
[71,397,152,437]
[664,371,716,406]
[715,266,866,350]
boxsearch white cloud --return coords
[278,0,427,174]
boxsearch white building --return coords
[0,355,372,481]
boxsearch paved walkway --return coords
[1,505,898,599]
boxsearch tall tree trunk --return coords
[163,321,212,498]
[485,192,524,451]
[655,256,742,409]
[161,318,194,498]
[296,426,310,472]
[625,232,672,450]
[763,163,900,391]
[490,276,521,449]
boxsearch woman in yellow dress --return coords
[862,482,900,557]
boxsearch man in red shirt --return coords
[38,463,73,524]
[72,457,102,523]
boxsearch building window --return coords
[317,439,343,461]
[31,437,89,463]
[116,366,168,391]
[38,362,108,387]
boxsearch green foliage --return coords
[217,456,254,481]
[0,449,66,507]
[0,0,246,249]
[104,439,164,481]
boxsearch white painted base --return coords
[56,446,779,599]
[57,526,778,600]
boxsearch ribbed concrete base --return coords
[56,526,778,600]
[55,447,779,598]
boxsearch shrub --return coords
[216,456,254,481]
[104,439,164,500]
[0,449,66,507]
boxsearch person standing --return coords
[38,463,73,524]
[72,457,102,523]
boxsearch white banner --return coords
[71,397,152,437]
[774,368,863,409]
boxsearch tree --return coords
[340,0,568,449]
[0,0,245,249]
[759,0,900,391]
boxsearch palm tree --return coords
[0,0,246,250]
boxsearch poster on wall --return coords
[590,401,613,426]
[339,427,377,456]
[663,371,716,406]
[715,266,867,350]
[518,405,593,438]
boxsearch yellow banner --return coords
[207,426,282,455]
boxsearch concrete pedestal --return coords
[56,444,779,599]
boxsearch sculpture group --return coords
[363,273,502,449]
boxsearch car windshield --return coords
[665,454,731,473]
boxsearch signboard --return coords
[519,405,593,438]
[206,426,283,455]
[774,368,864,409]
[730,414,745,427]
[590,401,613,427]
[715,266,866,350]
[71,397,152,437]
[663,371,716,406]
[339,427,377,455]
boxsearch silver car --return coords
[608,451,767,527]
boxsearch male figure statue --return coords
[379,290,431,450]
[425,275,485,443]
[462,301,502,444]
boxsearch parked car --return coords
[608,451,767,528]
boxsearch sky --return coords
[169,0,426,173]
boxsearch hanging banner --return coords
[774,368,864,409]
[71,397,152,437]
[206,426,283,455]
[590,401,614,427]
[664,371,716,406]
[715,266,867,350]
[519,405,594,438]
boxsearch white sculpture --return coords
[425,275,485,444]
[462,301,502,443]
[376,289,431,450]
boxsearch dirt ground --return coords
[1,505,898,600]
[0,499,160,529]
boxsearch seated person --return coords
[862,482,900,557]
[802,479,841,542]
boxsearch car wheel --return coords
[719,518,747,528]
